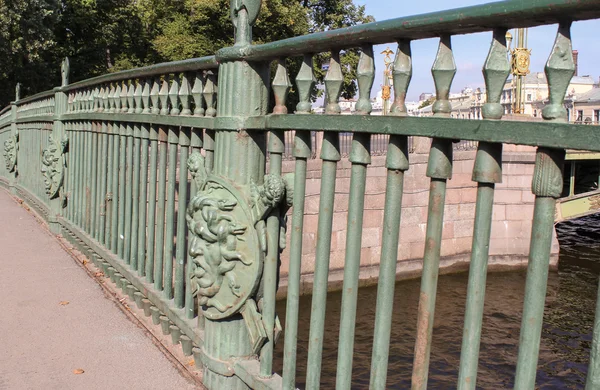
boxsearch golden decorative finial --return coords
[381,47,394,75]
[381,47,394,114]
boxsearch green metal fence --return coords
[2,0,600,389]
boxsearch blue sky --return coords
[354,0,600,101]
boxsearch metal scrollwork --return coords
[3,132,18,173]
[186,151,293,321]
[41,135,68,199]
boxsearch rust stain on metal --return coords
[412,290,431,389]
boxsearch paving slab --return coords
[0,190,198,390]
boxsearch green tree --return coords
[151,0,374,105]
[0,0,59,105]
[0,0,374,108]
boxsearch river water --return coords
[274,214,600,388]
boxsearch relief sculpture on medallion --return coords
[186,179,250,314]
[186,151,293,320]
[41,135,68,199]
[3,133,18,173]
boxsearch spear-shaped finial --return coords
[61,57,70,87]
[231,0,262,46]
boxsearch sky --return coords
[352,0,600,101]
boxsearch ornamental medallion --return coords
[187,175,263,320]
[41,135,68,199]
[186,151,293,321]
[3,133,18,172]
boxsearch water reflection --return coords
[274,214,600,388]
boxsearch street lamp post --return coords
[381,47,394,115]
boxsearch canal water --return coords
[274,214,600,388]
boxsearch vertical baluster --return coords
[117,121,126,258]
[124,123,134,264]
[130,124,141,270]
[159,77,169,115]
[102,84,109,113]
[85,122,93,233]
[66,123,74,222]
[203,71,217,117]
[114,83,122,113]
[98,122,109,245]
[458,29,508,390]
[164,127,178,299]
[74,125,81,226]
[141,80,150,115]
[260,58,291,377]
[185,128,203,319]
[138,124,150,276]
[154,127,168,290]
[335,45,374,390]
[134,80,143,115]
[306,50,343,389]
[146,125,159,283]
[175,128,190,308]
[151,78,160,115]
[105,123,114,248]
[192,72,204,116]
[73,129,81,226]
[127,81,135,114]
[97,86,105,112]
[93,124,103,239]
[107,84,114,113]
[90,123,99,239]
[169,74,180,115]
[412,35,456,390]
[181,73,194,117]
[369,39,412,390]
[204,130,215,173]
[282,53,315,390]
[120,81,128,113]
[515,23,574,389]
[87,90,94,112]
[111,122,120,253]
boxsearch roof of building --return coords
[574,88,600,103]
[507,72,596,85]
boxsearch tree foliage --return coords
[0,0,373,108]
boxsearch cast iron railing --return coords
[2,0,600,389]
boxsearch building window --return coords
[527,93,532,102]
[578,110,584,123]
[595,110,600,123]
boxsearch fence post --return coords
[185,1,287,388]
[46,58,69,234]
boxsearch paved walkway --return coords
[0,190,198,390]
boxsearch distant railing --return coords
[2,1,600,389]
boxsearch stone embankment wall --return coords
[277,140,559,296]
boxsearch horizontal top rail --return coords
[217,0,600,61]
[0,106,10,116]
[63,55,218,92]
[15,90,55,106]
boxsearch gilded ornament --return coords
[511,48,531,76]
[381,85,391,101]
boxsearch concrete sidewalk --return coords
[0,190,198,390]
